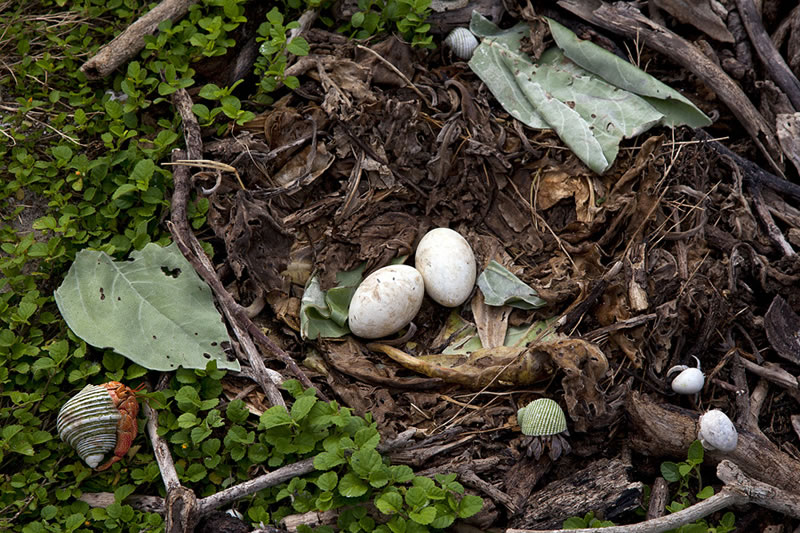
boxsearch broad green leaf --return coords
[563,516,588,529]
[376,492,403,514]
[660,461,680,482]
[316,471,338,492]
[457,494,484,518]
[338,472,368,497]
[260,405,293,428]
[409,507,436,525]
[476,261,547,309]
[696,485,714,499]
[290,395,317,421]
[54,242,238,371]
[687,439,704,464]
[300,265,364,339]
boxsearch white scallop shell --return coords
[347,265,424,339]
[444,28,478,60]
[414,228,476,307]
[517,398,567,437]
[57,384,120,468]
[698,409,738,452]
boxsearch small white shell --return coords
[444,28,478,60]
[668,355,704,394]
[57,384,120,468]
[517,398,567,437]
[414,228,476,307]
[347,265,424,339]
[698,410,738,452]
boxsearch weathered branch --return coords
[80,0,198,78]
[506,461,800,533]
[733,0,800,111]
[167,87,321,401]
[626,392,800,493]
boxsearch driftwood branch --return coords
[557,0,783,175]
[626,392,800,493]
[80,0,198,78]
[506,460,800,533]
[733,0,800,111]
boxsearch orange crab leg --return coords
[96,382,140,471]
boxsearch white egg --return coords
[414,228,476,307]
[348,265,424,339]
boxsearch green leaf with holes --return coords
[54,242,238,371]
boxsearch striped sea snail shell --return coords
[444,27,479,60]
[517,398,567,436]
[57,384,122,468]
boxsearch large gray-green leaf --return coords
[546,18,711,128]
[54,242,239,371]
[476,261,547,310]
[468,13,711,173]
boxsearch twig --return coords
[195,428,418,515]
[733,0,800,111]
[167,87,323,400]
[80,0,198,78]
[143,401,180,491]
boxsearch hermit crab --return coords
[667,355,705,395]
[517,398,571,461]
[57,381,141,470]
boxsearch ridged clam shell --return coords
[517,398,567,436]
[444,28,478,60]
[57,384,120,468]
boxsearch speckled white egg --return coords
[348,265,424,339]
[414,228,476,307]
[698,410,738,452]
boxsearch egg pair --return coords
[347,228,476,339]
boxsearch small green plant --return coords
[563,511,615,528]
[659,440,736,533]
[253,7,311,100]
[345,0,433,48]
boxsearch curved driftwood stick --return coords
[733,0,800,111]
[557,0,783,175]
[80,0,198,78]
[506,460,800,533]
[625,392,800,492]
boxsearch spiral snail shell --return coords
[444,28,479,60]
[57,384,122,468]
[517,398,567,437]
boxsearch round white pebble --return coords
[414,228,476,307]
[348,265,424,339]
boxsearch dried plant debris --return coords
[185,17,800,529]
